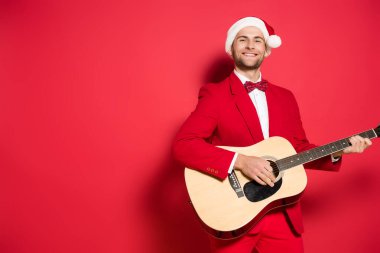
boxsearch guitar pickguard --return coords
[243,179,282,202]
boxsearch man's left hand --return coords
[333,135,372,158]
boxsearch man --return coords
[173,17,371,253]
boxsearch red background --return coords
[1,0,380,252]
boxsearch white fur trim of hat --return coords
[225,17,282,54]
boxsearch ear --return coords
[227,43,234,57]
[264,47,271,57]
[226,45,234,58]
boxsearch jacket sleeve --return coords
[172,84,235,180]
[287,92,342,171]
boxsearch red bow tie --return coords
[244,80,268,93]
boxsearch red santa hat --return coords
[225,17,282,54]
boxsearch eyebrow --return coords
[236,35,264,40]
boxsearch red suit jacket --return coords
[173,72,341,234]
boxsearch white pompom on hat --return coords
[225,17,282,54]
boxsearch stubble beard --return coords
[232,49,264,71]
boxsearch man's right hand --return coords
[234,154,276,187]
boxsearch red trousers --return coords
[209,210,304,253]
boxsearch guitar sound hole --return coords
[268,160,279,177]
[243,160,282,202]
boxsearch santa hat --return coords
[225,17,282,54]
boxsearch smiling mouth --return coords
[242,53,258,57]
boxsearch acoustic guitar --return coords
[185,125,379,239]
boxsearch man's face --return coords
[229,26,270,71]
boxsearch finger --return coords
[264,163,273,172]
[258,172,275,187]
[350,136,364,152]
[364,138,372,146]
[360,138,372,149]
[262,167,276,182]
[253,175,267,186]
[357,136,367,152]
[345,136,372,154]
[349,136,361,146]
[350,136,370,153]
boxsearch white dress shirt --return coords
[228,70,268,173]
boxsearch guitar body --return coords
[185,136,307,239]
[184,125,379,239]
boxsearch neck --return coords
[234,67,261,82]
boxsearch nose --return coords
[246,39,255,49]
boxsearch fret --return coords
[281,155,296,170]
[315,146,326,158]
[310,148,318,160]
[334,140,344,150]
[330,142,338,153]
[340,138,350,148]
[298,152,307,165]
[359,130,376,139]
[279,154,299,170]
[324,144,332,154]
[321,145,330,155]
[306,150,313,161]
[306,150,314,162]
[277,128,377,172]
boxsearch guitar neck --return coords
[277,129,378,171]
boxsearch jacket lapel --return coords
[229,73,264,143]
[265,84,275,137]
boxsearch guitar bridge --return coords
[228,171,245,198]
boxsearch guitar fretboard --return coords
[277,129,377,171]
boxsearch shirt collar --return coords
[234,69,262,84]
